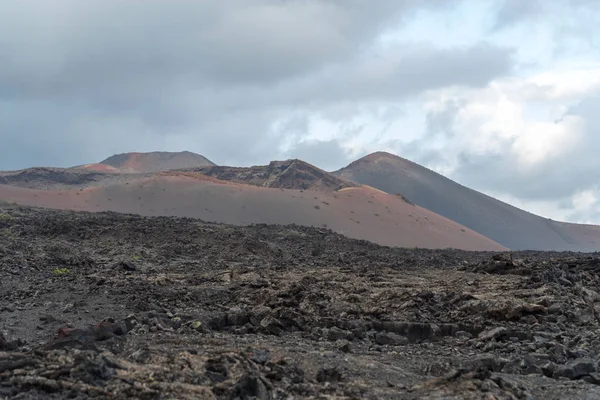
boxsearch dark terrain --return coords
[194,160,358,191]
[2,203,600,398]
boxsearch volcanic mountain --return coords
[0,154,504,251]
[334,152,600,251]
[96,151,216,173]
[193,159,358,191]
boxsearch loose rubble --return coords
[2,203,600,398]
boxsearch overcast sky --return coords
[1,0,599,223]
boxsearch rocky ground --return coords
[0,168,153,191]
[2,203,600,399]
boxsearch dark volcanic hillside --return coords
[334,152,600,252]
[195,159,358,191]
[100,151,216,173]
[0,168,110,190]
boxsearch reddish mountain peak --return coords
[362,151,401,161]
[360,151,416,164]
[338,152,418,173]
[100,151,215,173]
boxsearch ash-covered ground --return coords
[2,203,600,399]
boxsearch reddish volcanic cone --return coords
[99,151,216,173]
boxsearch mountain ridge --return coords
[334,151,600,251]
[99,151,216,173]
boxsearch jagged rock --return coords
[249,306,271,326]
[326,327,353,342]
[584,372,600,384]
[231,374,271,400]
[316,367,342,383]
[455,331,473,340]
[335,339,351,353]
[249,349,271,365]
[554,358,597,380]
[478,327,508,342]
[375,332,408,346]
[41,320,133,350]
[227,310,250,326]
[116,261,137,271]
[462,355,507,372]
[260,316,283,336]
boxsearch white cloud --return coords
[423,67,600,169]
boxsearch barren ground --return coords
[0,174,505,251]
[2,203,600,399]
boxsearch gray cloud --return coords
[286,139,351,171]
[493,0,597,28]
[397,90,600,222]
[0,0,512,170]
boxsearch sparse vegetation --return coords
[52,267,70,275]
[0,228,16,238]
[0,213,14,221]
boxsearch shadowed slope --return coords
[0,173,506,251]
[334,152,600,251]
[194,159,358,191]
[100,151,216,173]
[0,168,110,190]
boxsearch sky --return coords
[1,0,600,223]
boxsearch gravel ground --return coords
[2,203,600,399]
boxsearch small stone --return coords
[260,316,283,336]
[541,362,556,378]
[250,349,271,365]
[231,374,270,400]
[375,332,408,346]
[317,367,342,383]
[478,327,507,342]
[584,372,600,384]
[249,306,271,326]
[523,364,543,375]
[336,339,351,353]
[227,310,249,326]
[553,358,597,380]
[521,315,538,325]
[120,261,137,271]
[463,355,506,372]
[454,331,473,340]
[533,336,549,348]
[327,327,351,341]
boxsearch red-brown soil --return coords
[0,172,505,251]
[99,151,216,173]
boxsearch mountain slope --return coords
[334,152,600,251]
[0,170,506,251]
[194,159,358,191]
[99,151,215,173]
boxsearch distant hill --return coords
[195,159,358,191]
[334,152,600,251]
[100,151,215,173]
[0,156,506,251]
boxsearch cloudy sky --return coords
[1,0,599,223]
